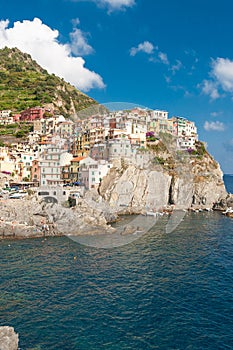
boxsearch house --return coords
[39,143,65,186]
[107,137,138,160]
[0,110,13,124]
[69,156,86,182]
[20,107,45,122]
[78,157,112,190]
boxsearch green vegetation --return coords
[153,156,165,165]
[188,141,207,159]
[0,122,32,139]
[0,47,96,116]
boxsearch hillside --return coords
[0,47,96,116]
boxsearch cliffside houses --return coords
[0,107,199,190]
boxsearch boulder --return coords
[0,326,18,350]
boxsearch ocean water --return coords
[223,174,233,193]
[0,178,233,349]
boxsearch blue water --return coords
[1,178,233,349]
[224,174,233,193]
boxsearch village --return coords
[0,106,198,200]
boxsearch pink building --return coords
[20,107,46,122]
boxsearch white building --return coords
[78,157,112,190]
[39,141,70,186]
[177,136,197,150]
[0,110,13,124]
[107,137,138,160]
[150,110,168,120]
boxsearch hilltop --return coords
[0,47,96,116]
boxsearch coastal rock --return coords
[0,194,116,239]
[99,149,227,212]
[0,326,18,350]
[213,194,233,211]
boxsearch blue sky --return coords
[1,0,233,173]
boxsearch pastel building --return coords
[20,107,45,122]
[78,157,112,190]
[39,143,66,186]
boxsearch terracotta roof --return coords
[71,156,86,162]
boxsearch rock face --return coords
[0,191,117,239]
[99,148,227,212]
[0,143,228,240]
[0,326,18,350]
[213,193,233,211]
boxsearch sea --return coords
[0,176,233,350]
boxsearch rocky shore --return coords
[0,326,18,350]
[0,187,231,241]
[0,190,118,240]
[0,149,232,240]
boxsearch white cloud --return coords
[171,59,182,74]
[72,0,135,12]
[202,80,220,100]
[97,0,135,10]
[204,121,225,131]
[0,18,105,91]
[201,57,233,100]
[212,57,233,92]
[158,51,169,65]
[70,27,94,56]
[130,41,154,56]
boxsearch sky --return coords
[1,0,233,173]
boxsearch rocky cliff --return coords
[0,140,228,240]
[99,140,227,212]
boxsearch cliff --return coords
[0,139,228,240]
[99,140,227,213]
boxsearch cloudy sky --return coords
[1,0,233,172]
